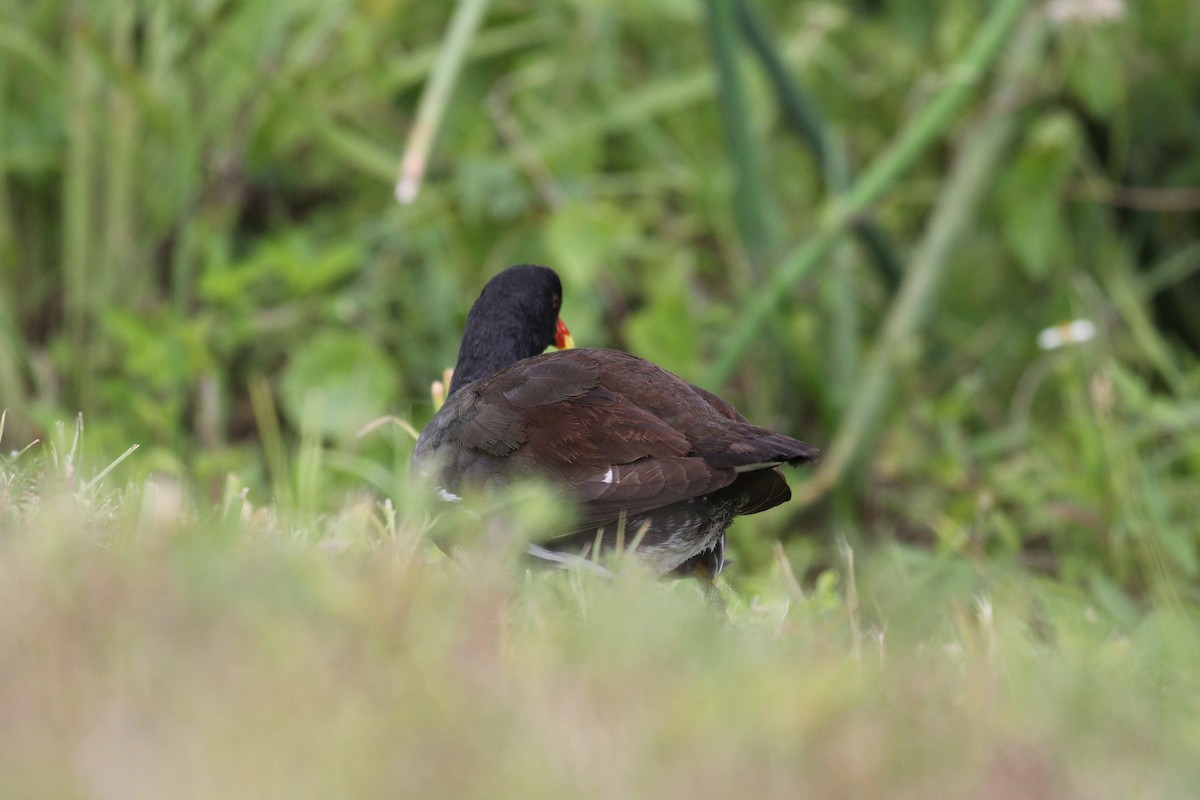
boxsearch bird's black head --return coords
[449,265,572,395]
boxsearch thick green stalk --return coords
[736,0,837,183]
[703,0,772,275]
[0,6,24,407]
[63,4,96,406]
[102,0,137,310]
[737,0,900,291]
[797,13,1049,505]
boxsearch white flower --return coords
[1037,319,1096,351]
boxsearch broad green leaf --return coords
[280,330,397,442]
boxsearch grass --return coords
[2,2,1199,795]
[2,429,1199,799]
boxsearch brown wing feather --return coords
[523,387,690,467]
[688,383,750,423]
[498,356,597,407]
[454,400,527,456]
[414,348,817,528]
[568,457,734,526]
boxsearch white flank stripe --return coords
[734,461,784,473]
[527,545,614,577]
[437,487,462,503]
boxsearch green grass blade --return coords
[63,14,97,407]
[798,13,1049,505]
[738,0,901,291]
[703,0,772,275]
[395,0,493,203]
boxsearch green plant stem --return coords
[737,0,901,292]
[703,0,771,276]
[102,0,136,311]
[1135,240,1200,298]
[525,28,838,163]
[384,16,556,93]
[250,377,292,510]
[796,13,1049,506]
[1105,266,1185,391]
[0,23,24,407]
[706,0,1033,386]
[63,10,95,407]
[736,0,838,183]
[395,0,492,203]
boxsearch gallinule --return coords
[412,264,817,577]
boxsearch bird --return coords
[411,264,818,579]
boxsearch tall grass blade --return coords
[395,0,492,203]
[797,13,1049,505]
[703,0,772,276]
[250,377,292,509]
[737,0,901,291]
[63,11,97,407]
[100,0,137,311]
[80,443,139,493]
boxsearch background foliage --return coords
[3,0,1200,590]
[3,0,1200,795]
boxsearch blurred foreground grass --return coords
[3,437,1198,800]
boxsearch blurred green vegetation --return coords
[3,2,1200,793]
[2,0,1200,602]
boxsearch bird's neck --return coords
[448,317,548,396]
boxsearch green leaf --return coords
[624,263,702,378]
[997,112,1082,280]
[1064,29,1126,117]
[543,199,640,287]
[280,330,397,442]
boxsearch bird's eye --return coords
[551,295,560,310]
